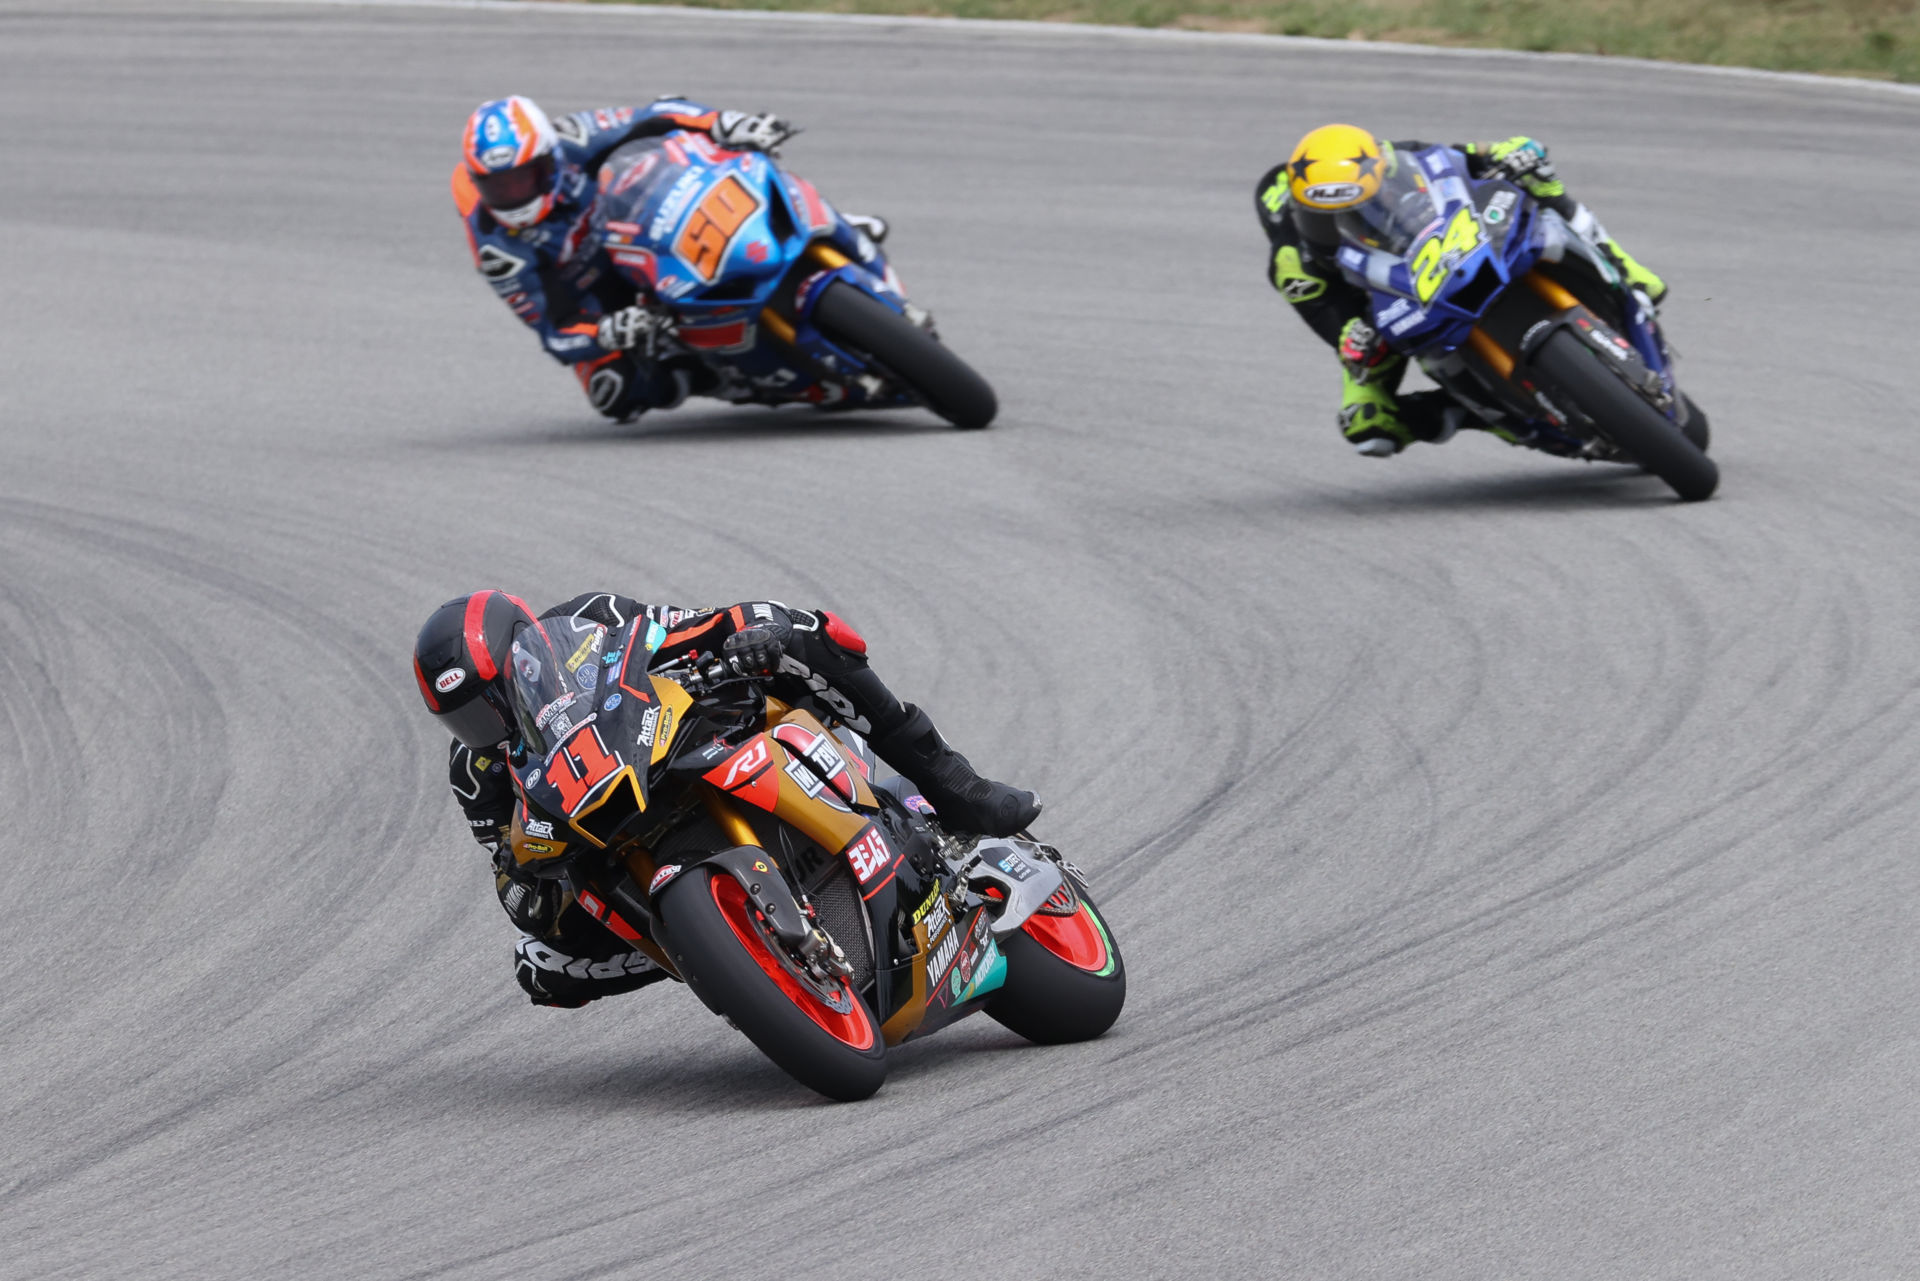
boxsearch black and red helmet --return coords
[413,590,537,750]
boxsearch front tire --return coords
[657,866,887,1102]
[1680,394,1710,452]
[1533,329,1718,501]
[812,281,998,429]
[987,888,1126,1045]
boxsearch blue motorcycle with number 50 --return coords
[1334,145,1716,501]
[590,131,996,429]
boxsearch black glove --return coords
[597,304,674,353]
[723,624,786,677]
[712,110,796,153]
[494,852,568,936]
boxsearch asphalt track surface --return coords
[5,2,1920,1276]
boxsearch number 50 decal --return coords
[551,725,621,814]
[674,175,761,283]
[1410,207,1483,304]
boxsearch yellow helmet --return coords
[1287,124,1386,211]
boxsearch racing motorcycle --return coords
[1332,144,1717,501]
[592,130,997,429]
[500,611,1124,1101]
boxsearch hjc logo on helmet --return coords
[1305,183,1364,204]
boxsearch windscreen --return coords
[506,619,611,759]
[596,138,691,215]
[1334,161,1443,257]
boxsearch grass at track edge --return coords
[564,0,1920,85]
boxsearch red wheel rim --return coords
[711,875,876,1050]
[1023,904,1113,975]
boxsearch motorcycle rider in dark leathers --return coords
[455,95,886,422]
[413,590,1040,1008]
[1255,126,1668,458]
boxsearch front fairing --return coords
[1336,146,1548,355]
[593,131,921,409]
[507,614,707,870]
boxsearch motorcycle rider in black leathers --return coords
[413,590,1039,1008]
[1256,126,1668,457]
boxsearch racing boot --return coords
[869,704,1040,838]
[1339,372,1415,457]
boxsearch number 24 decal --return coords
[1410,207,1483,304]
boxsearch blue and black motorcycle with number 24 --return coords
[591,130,996,429]
[1335,144,1716,501]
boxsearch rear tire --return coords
[812,281,997,429]
[658,866,887,1102]
[987,888,1126,1045]
[1533,329,1718,501]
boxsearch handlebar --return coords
[652,652,757,697]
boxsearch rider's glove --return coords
[722,624,787,678]
[597,305,673,353]
[1476,137,1563,198]
[1338,318,1393,378]
[495,854,567,937]
[712,110,795,154]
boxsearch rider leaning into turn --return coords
[1255,125,1669,458]
[454,95,884,423]
[412,591,1040,1009]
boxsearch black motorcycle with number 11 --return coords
[499,612,1125,1100]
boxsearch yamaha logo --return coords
[435,667,467,694]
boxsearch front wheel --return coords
[1532,329,1718,501]
[657,866,886,1102]
[812,281,997,429]
[987,886,1126,1045]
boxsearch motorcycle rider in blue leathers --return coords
[455,95,885,422]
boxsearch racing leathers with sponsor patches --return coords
[1255,137,1668,456]
[447,592,1040,1007]
[454,98,784,422]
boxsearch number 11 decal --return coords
[551,725,619,813]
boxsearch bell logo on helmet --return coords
[482,144,515,169]
[435,667,467,694]
[1305,182,1364,204]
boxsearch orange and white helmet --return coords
[462,96,562,227]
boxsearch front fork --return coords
[1464,270,1674,445]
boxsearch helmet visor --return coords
[1333,165,1441,256]
[472,154,556,214]
[436,690,511,752]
